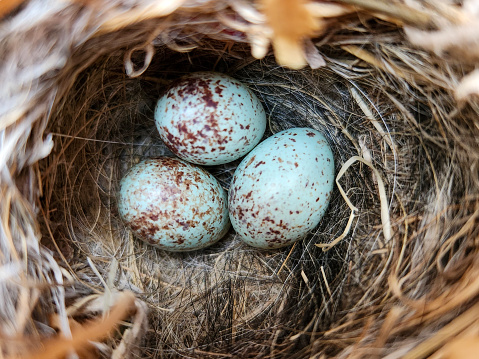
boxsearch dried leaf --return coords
[443,336,479,359]
[0,0,24,18]
[455,69,479,102]
[22,292,136,359]
[261,0,321,69]
[304,39,326,68]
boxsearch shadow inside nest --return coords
[38,42,438,357]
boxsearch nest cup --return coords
[2,1,479,358]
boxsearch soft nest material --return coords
[1,0,479,358]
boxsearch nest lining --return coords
[42,44,361,356]
[2,1,479,358]
[41,36,441,358]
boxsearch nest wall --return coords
[1,0,479,358]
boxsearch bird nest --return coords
[2,0,479,358]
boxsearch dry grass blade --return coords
[402,303,479,359]
[1,0,479,358]
[16,292,136,359]
[336,0,433,27]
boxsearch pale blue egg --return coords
[155,72,266,165]
[118,157,230,251]
[228,128,335,249]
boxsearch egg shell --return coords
[118,157,230,251]
[228,128,335,249]
[155,72,266,165]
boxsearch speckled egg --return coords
[118,157,230,251]
[228,128,335,249]
[155,72,266,165]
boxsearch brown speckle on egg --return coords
[155,72,266,165]
[228,128,335,249]
[118,157,230,252]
